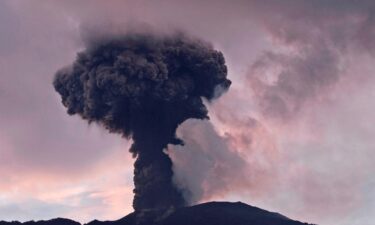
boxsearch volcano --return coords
[0,202,315,225]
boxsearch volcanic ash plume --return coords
[53,32,231,211]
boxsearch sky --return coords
[0,0,375,224]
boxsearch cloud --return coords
[246,0,375,122]
[1,1,375,225]
[170,117,280,204]
[0,145,134,222]
[168,1,375,224]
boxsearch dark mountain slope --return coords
[0,219,79,225]
[161,201,310,225]
[1,201,315,225]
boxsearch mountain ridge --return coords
[0,201,316,225]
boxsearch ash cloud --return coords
[53,31,231,211]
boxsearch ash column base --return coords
[132,149,186,212]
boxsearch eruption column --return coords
[53,33,231,211]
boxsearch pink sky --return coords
[1,1,375,224]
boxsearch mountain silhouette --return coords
[0,202,315,225]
